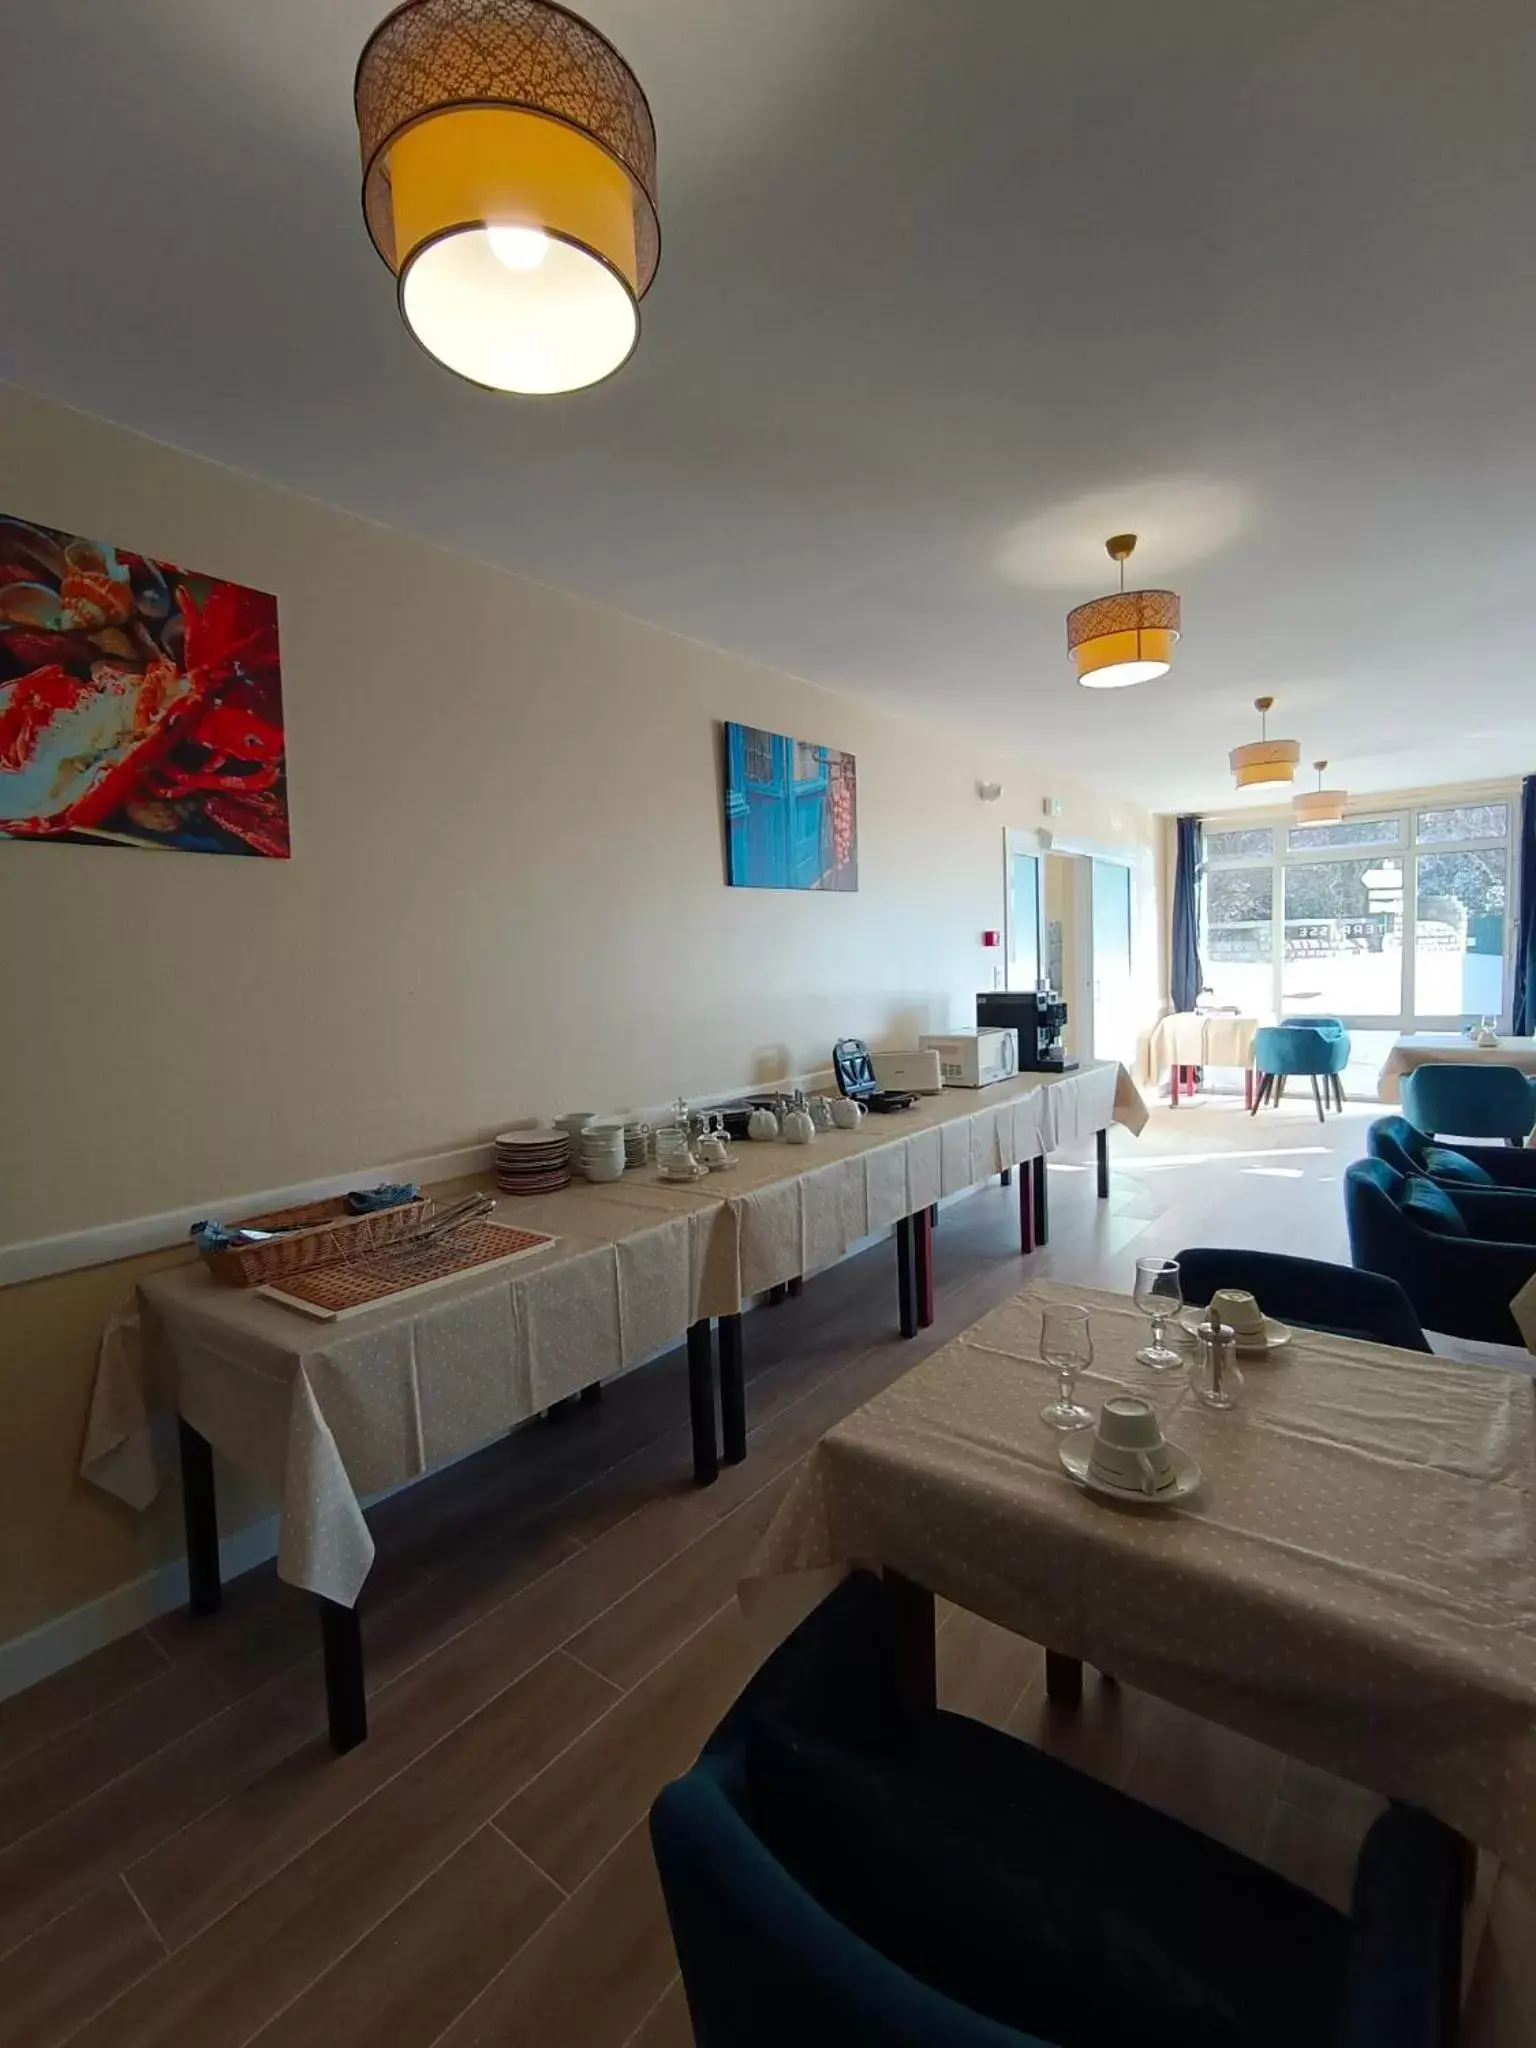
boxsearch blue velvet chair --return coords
[1400,1063,1536,1147]
[1252,1022,1351,1121]
[1344,1157,1536,1345]
[1368,1115,1536,1191]
[652,1572,1465,2048]
[1174,1247,1429,1351]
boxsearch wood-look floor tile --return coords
[496,1603,759,1896]
[0,1665,324,1958]
[1261,1799,1362,1913]
[564,1472,795,1691]
[1006,1672,1153,1789]
[437,1824,677,2048]
[68,1653,614,2048]
[243,1827,559,2048]
[624,1977,691,2048]
[0,1632,167,1773]
[937,1607,1044,1731]
[1122,1698,1285,1860]
[0,1880,163,2048]
[129,1494,696,1947]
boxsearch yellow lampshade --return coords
[1229,697,1300,789]
[356,0,659,394]
[1065,537,1180,688]
[1293,761,1346,822]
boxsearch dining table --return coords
[1147,1011,1261,1107]
[1376,1031,1536,1104]
[753,1278,1536,1892]
[81,1062,1146,1751]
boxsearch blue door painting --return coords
[724,722,858,891]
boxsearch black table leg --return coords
[579,1381,602,1408]
[178,1418,222,1617]
[687,1319,719,1486]
[787,1276,804,1298]
[928,1203,938,1227]
[766,1283,788,1306]
[883,1571,936,1709]
[1019,1163,1036,1254]
[895,1216,917,1338]
[1001,1167,1012,1187]
[1096,1126,1110,1200]
[319,1596,367,1753]
[913,1205,935,1329]
[1045,1651,1083,1706]
[1032,1152,1050,1246]
[718,1312,746,1465]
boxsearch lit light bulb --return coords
[487,223,550,272]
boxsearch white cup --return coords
[1210,1287,1265,1341]
[831,1098,866,1130]
[583,1158,625,1182]
[1088,1396,1176,1496]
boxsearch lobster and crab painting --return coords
[0,514,287,856]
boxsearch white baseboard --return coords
[0,1513,281,1704]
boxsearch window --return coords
[1193,791,1514,1038]
[1285,816,1400,853]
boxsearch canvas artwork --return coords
[724,720,858,891]
[0,514,287,856]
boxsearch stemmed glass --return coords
[1039,1304,1094,1430]
[1133,1257,1184,1371]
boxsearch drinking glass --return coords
[1040,1304,1094,1430]
[1133,1257,1184,1371]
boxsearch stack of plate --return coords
[579,1123,627,1183]
[624,1122,652,1169]
[494,1129,572,1195]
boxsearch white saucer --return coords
[1179,1307,1291,1353]
[1059,1437,1202,1506]
[660,1163,710,1183]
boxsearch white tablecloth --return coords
[81,1063,1146,1605]
[1377,1034,1536,1104]
[1148,1012,1260,1073]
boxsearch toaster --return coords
[870,1048,944,1096]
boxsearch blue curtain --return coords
[1171,815,1202,1013]
[1513,775,1536,1035]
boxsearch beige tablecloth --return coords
[754,1280,1536,1883]
[1148,1012,1260,1073]
[1377,1033,1536,1104]
[81,1065,1146,1606]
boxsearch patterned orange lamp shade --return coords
[1293,760,1347,823]
[1229,696,1302,790]
[356,0,659,394]
[1066,535,1181,688]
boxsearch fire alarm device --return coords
[982,929,1001,947]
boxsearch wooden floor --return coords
[0,1095,1519,2047]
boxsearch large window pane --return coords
[1414,848,1507,1018]
[1416,803,1509,845]
[1282,858,1403,1015]
[1286,816,1399,853]
[1203,825,1274,860]
[1201,865,1273,1014]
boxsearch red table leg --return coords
[1019,1163,1036,1253]
[913,1206,935,1328]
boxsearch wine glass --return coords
[1133,1257,1184,1371]
[1039,1304,1094,1430]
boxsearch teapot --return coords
[747,1106,780,1142]
[782,1107,816,1145]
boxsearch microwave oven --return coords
[918,1027,1019,1089]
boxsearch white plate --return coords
[1178,1308,1290,1353]
[1059,1437,1202,1506]
[660,1163,710,1183]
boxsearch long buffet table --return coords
[82,1060,1145,1749]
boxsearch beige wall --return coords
[0,381,1157,1648]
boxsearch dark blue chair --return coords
[652,1572,1465,2048]
[1344,1157,1536,1345]
[1401,1063,1536,1147]
[1368,1115,1536,1191]
[1174,1247,1429,1351]
[1252,1023,1350,1120]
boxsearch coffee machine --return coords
[976,987,1077,1072]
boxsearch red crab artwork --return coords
[0,515,287,856]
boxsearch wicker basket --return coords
[199,1195,432,1289]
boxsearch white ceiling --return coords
[4,0,1535,811]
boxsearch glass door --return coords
[1007,850,1042,992]
[1090,858,1135,1062]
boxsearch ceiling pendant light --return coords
[1065,534,1181,689]
[1293,759,1347,825]
[1229,696,1301,791]
[355,0,660,395]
